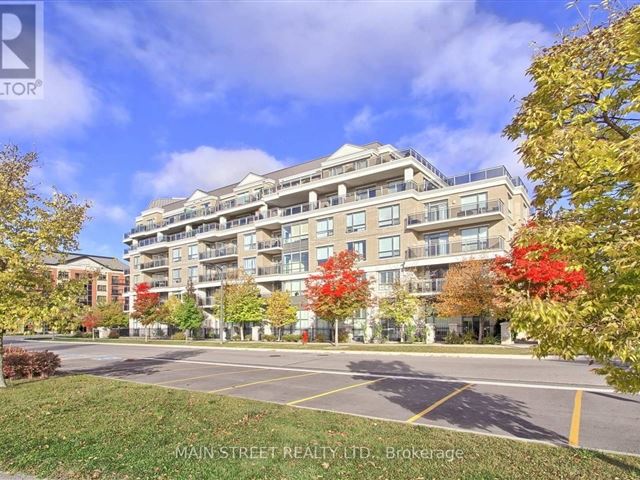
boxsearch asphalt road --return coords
[7,336,640,457]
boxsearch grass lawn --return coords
[1,376,638,480]
[30,336,534,355]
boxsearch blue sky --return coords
[3,1,599,258]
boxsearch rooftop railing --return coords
[406,199,505,226]
[406,236,505,259]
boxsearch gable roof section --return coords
[44,253,128,271]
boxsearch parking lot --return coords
[12,338,640,457]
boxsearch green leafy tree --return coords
[173,296,204,340]
[0,144,89,387]
[221,275,265,341]
[163,295,183,326]
[504,4,640,391]
[42,279,86,334]
[96,300,128,328]
[265,290,298,340]
[378,282,419,343]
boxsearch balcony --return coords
[198,268,240,283]
[199,245,238,262]
[139,258,169,271]
[257,263,309,277]
[257,238,282,252]
[406,237,505,261]
[407,278,445,295]
[406,200,505,231]
[150,279,169,288]
[198,297,215,307]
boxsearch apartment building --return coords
[123,142,530,340]
[46,253,129,307]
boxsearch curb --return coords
[22,339,555,360]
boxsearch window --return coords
[244,232,257,250]
[133,274,140,285]
[172,268,181,284]
[461,226,489,252]
[57,270,69,280]
[425,232,449,256]
[97,295,107,304]
[316,217,333,238]
[133,256,139,268]
[378,204,400,227]
[426,201,448,221]
[379,270,400,286]
[172,248,181,262]
[460,192,488,215]
[282,222,308,243]
[188,244,198,260]
[98,274,107,281]
[347,240,366,260]
[316,245,334,265]
[378,236,400,258]
[243,257,256,275]
[283,251,308,274]
[97,285,107,292]
[386,179,406,193]
[346,211,366,233]
[283,279,304,296]
[188,266,198,283]
[355,185,376,200]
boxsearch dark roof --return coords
[149,142,385,212]
[44,253,128,271]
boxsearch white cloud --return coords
[57,1,548,111]
[397,126,529,183]
[0,54,98,136]
[91,202,130,224]
[344,107,374,137]
[135,146,286,197]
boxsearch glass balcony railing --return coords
[198,268,240,283]
[199,246,238,260]
[150,280,168,288]
[406,200,505,226]
[406,237,505,259]
[139,258,168,270]
[407,278,446,294]
[257,264,309,276]
[257,238,282,250]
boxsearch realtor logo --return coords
[0,1,43,98]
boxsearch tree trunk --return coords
[145,326,149,342]
[0,331,6,388]
[240,324,244,341]
[334,321,339,346]
[400,324,405,343]
[478,317,484,343]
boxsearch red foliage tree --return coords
[304,250,373,345]
[81,311,101,336]
[131,282,164,341]
[494,243,587,301]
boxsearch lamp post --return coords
[213,265,225,343]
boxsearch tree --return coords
[173,293,204,341]
[437,260,497,342]
[305,250,373,346]
[265,290,298,340]
[221,275,264,341]
[96,300,128,328]
[81,309,101,339]
[378,282,419,343]
[504,4,640,391]
[131,283,165,341]
[41,279,86,334]
[0,145,89,387]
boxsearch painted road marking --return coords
[287,378,387,406]
[406,383,474,424]
[569,389,583,447]
[209,372,319,394]
[156,368,263,385]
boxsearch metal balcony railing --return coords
[407,278,446,294]
[406,237,505,259]
[150,280,168,288]
[198,268,240,283]
[406,200,505,226]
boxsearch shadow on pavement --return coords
[347,358,566,444]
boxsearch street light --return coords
[212,265,225,343]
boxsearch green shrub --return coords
[462,331,478,344]
[262,334,276,342]
[444,332,464,344]
[338,330,349,343]
[315,333,327,343]
[171,332,186,341]
[107,330,120,339]
[482,335,500,345]
[231,334,240,341]
[282,334,300,342]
